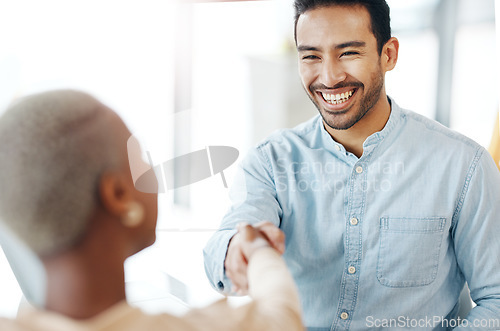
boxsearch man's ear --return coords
[382,37,399,72]
[99,172,131,217]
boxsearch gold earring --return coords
[121,201,145,228]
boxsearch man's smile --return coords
[314,87,359,111]
[320,89,355,105]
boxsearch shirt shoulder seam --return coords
[401,109,480,151]
[253,116,320,177]
[255,143,275,184]
[451,146,486,229]
[254,116,320,148]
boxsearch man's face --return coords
[296,5,386,130]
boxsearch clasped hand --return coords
[224,221,286,295]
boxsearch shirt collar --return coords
[363,96,402,147]
[318,96,403,154]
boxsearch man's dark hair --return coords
[294,0,391,54]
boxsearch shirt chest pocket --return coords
[377,217,446,287]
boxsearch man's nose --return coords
[319,60,346,88]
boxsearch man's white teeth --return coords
[321,90,354,105]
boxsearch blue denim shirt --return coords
[203,99,500,330]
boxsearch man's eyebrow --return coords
[297,45,320,52]
[335,41,366,49]
[297,41,367,52]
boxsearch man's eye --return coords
[302,55,319,60]
[341,51,359,57]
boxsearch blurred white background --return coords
[0,0,498,318]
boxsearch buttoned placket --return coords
[319,111,395,329]
[332,159,366,330]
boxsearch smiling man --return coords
[204,0,500,330]
[296,3,397,158]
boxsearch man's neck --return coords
[325,96,392,158]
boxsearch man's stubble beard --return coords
[306,67,384,131]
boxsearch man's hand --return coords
[224,221,285,295]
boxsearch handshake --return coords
[225,221,286,294]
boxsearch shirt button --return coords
[348,266,356,274]
[356,166,363,174]
[217,281,224,290]
[350,217,358,226]
[340,312,349,320]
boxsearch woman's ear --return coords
[99,172,146,228]
[99,172,130,217]
[382,37,399,72]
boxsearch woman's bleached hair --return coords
[0,90,123,256]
